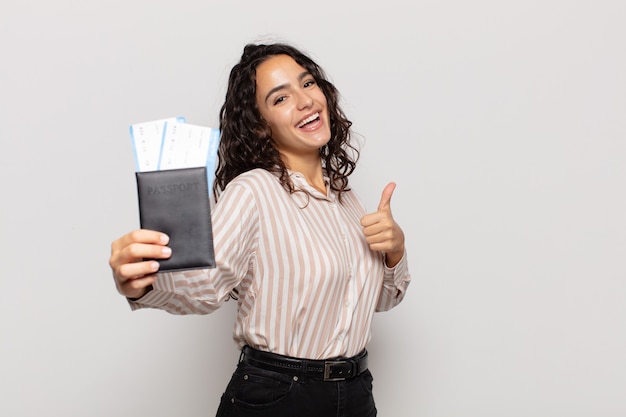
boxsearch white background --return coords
[1,1,625,416]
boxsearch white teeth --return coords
[297,113,319,128]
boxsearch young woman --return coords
[109,42,411,417]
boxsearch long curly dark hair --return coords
[214,43,359,202]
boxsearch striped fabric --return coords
[130,168,411,359]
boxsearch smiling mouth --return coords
[296,112,320,128]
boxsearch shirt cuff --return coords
[383,250,410,283]
[127,272,176,311]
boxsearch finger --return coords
[110,242,171,270]
[360,211,381,228]
[377,182,397,212]
[117,260,161,282]
[125,242,172,262]
[119,274,157,299]
[365,227,404,254]
[112,229,169,252]
[361,215,392,235]
[364,230,391,246]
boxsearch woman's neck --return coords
[283,155,326,194]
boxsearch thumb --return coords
[377,182,397,212]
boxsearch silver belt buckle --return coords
[324,360,349,381]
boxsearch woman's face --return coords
[255,54,331,165]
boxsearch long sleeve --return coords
[128,179,260,314]
[376,250,411,312]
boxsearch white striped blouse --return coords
[130,168,411,359]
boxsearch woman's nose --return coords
[296,90,314,109]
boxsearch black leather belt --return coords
[239,345,368,382]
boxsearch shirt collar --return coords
[288,171,334,202]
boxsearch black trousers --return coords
[215,359,377,417]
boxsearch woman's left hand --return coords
[360,182,405,267]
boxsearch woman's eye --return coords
[303,79,316,88]
[274,96,286,105]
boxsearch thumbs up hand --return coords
[360,182,406,267]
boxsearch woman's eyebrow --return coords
[264,71,312,103]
